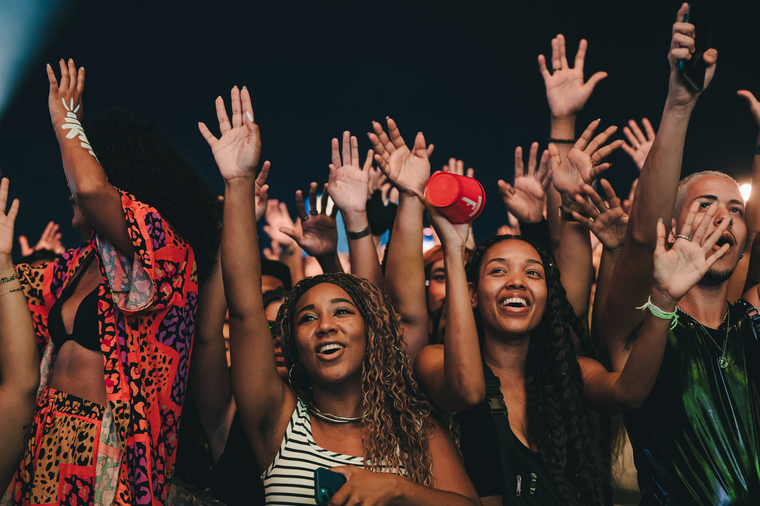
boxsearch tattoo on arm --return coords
[60,98,98,160]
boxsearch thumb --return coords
[279,226,300,243]
[19,236,31,254]
[585,71,608,91]
[703,48,718,88]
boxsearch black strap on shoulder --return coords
[483,364,518,506]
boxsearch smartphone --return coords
[314,468,347,505]
[677,4,712,92]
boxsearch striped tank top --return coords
[262,399,403,505]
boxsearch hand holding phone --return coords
[314,468,347,505]
[677,4,713,92]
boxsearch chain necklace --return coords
[677,305,730,369]
[307,401,364,424]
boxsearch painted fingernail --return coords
[242,85,247,89]
[246,111,253,122]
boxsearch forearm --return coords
[385,194,428,326]
[442,247,484,407]
[392,478,479,506]
[591,247,621,351]
[315,252,344,274]
[556,220,592,322]
[279,243,305,285]
[0,261,38,394]
[343,211,383,287]
[547,115,576,253]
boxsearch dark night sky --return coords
[1,0,759,256]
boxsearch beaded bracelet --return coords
[636,296,678,329]
[0,287,23,298]
[547,137,576,144]
[0,272,19,285]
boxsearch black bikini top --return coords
[48,257,101,353]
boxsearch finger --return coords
[571,210,596,230]
[585,125,618,155]
[628,119,646,145]
[386,117,406,150]
[426,144,435,158]
[230,86,242,128]
[76,67,85,94]
[413,132,428,160]
[672,33,696,54]
[308,182,318,216]
[574,119,601,151]
[58,59,69,90]
[42,221,55,241]
[279,227,301,243]
[257,161,271,187]
[19,236,30,254]
[444,158,454,173]
[621,142,636,158]
[535,150,550,180]
[622,126,639,147]
[691,204,719,245]
[0,178,7,212]
[599,179,620,208]
[706,243,731,266]
[655,218,667,257]
[350,135,359,168]
[585,71,607,91]
[215,96,231,134]
[514,146,524,179]
[574,39,587,70]
[676,2,689,23]
[527,142,539,177]
[557,34,568,69]
[701,215,731,251]
[46,63,59,92]
[541,170,553,191]
[320,183,330,214]
[550,37,561,70]
[590,162,612,181]
[198,122,218,147]
[497,180,515,198]
[66,59,77,90]
[362,149,373,171]
[581,183,606,214]
[641,118,655,140]
[547,143,562,172]
[341,131,351,168]
[737,90,759,108]
[537,54,552,81]
[679,200,701,239]
[592,139,624,163]
[241,86,254,127]
[331,137,341,168]
[575,192,601,219]
[295,190,308,220]
[6,198,19,223]
[466,167,474,178]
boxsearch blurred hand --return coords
[737,90,760,128]
[572,180,629,252]
[19,221,66,256]
[0,178,20,261]
[263,199,298,250]
[620,119,655,170]
[280,182,338,258]
[499,143,551,224]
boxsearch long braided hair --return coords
[465,235,610,506]
[277,273,435,485]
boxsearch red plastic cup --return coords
[424,172,486,224]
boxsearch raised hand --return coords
[368,118,430,194]
[538,35,608,119]
[328,131,369,214]
[443,158,475,178]
[262,199,299,250]
[667,3,718,107]
[280,182,338,257]
[47,58,84,123]
[653,200,730,302]
[737,90,760,128]
[0,178,20,260]
[550,119,624,200]
[572,180,629,251]
[19,221,66,256]
[498,143,551,224]
[199,86,262,181]
[620,119,656,170]
[408,187,470,251]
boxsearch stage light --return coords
[0,0,70,120]
[740,183,751,202]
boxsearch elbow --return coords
[613,391,646,413]
[448,382,486,412]
[71,179,112,204]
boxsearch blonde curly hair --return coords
[278,273,434,485]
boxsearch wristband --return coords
[559,207,576,222]
[0,287,23,298]
[547,137,576,144]
[0,272,19,285]
[636,296,679,329]
[346,226,371,240]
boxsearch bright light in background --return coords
[0,0,70,121]
[740,183,752,202]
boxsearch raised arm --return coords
[198,86,294,468]
[369,118,432,361]
[582,203,730,413]
[327,131,383,286]
[262,199,305,285]
[605,3,718,371]
[411,186,483,412]
[0,178,38,490]
[538,34,608,254]
[47,59,132,256]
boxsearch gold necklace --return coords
[677,305,730,369]
[307,401,364,424]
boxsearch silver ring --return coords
[676,234,691,242]
[302,215,309,222]
[309,210,318,215]
[553,68,561,71]
[591,158,600,167]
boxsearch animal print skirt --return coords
[2,387,123,506]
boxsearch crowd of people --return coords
[0,4,759,505]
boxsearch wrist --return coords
[650,286,679,312]
[550,115,576,137]
[663,96,697,118]
[342,211,369,231]
[223,174,258,187]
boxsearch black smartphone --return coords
[314,468,347,505]
[677,4,712,92]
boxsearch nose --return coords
[713,206,733,230]
[316,315,338,337]
[505,272,527,290]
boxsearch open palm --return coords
[368,118,430,194]
[499,144,550,223]
[328,132,369,214]
[0,178,20,258]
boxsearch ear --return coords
[468,282,478,308]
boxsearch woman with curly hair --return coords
[3,59,218,506]
[412,127,732,506]
[201,86,478,505]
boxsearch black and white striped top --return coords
[261,399,403,505]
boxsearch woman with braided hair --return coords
[201,87,478,505]
[411,137,733,505]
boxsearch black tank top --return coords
[48,257,101,352]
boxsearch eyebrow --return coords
[296,298,356,316]
[695,195,745,207]
[485,257,543,267]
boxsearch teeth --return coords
[318,343,344,354]
[500,297,528,307]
